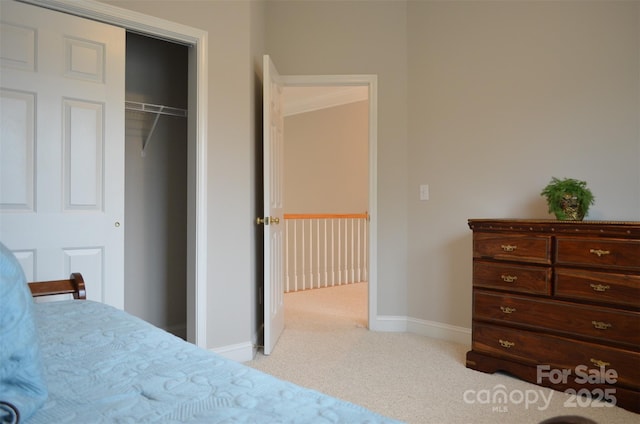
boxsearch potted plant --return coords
[540,177,595,221]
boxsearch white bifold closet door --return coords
[0,1,125,308]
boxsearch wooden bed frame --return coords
[28,272,86,300]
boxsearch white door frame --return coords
[282,74,378,328]
[20,0,209,348]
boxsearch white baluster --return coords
[323,219,328,287]
[293,220,298,291]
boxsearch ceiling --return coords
[283,86,368,116]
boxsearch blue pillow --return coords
[0,242,47,423]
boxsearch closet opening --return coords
[124,32,189,339]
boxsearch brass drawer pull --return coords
[501,275,518,283]
[501,244,517,252]
[499,339,515,348]
[590,358,610,367]
[591,321,612,330]
[500,306,516,314]
[590,283,610,292]
[589,249,611,257]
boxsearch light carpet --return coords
[246,282,638,424]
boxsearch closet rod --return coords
[125,100,187,117]
[125,101,187,156]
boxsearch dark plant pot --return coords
[556,193,585,221]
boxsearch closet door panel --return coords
[0,1,125,308]
[0,22,36,71]
[63,99,103,210]
[0,89,35,211]
[65,37,105,83]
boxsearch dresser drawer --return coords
[555,237,640,271]
[473,233,552,264]
[472,322,640,390]
[473,291,640,348]
[555,268,640,309]
[473,261,551,295]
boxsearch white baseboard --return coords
[372,315,471,346]
[211,317,471,363]
[406,316,471,346]
[211,341,256,362]
[369,315,407,332]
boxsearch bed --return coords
[0,245,401,424]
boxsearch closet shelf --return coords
[125,101,187,156]
[125,101,187,117]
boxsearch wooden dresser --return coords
[466,219,640,413]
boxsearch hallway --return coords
[284,282,368,330]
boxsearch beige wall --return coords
[266,0,410,316]
[267,0,639,335]
[103,0,639,351]
[250,0,266,356]
[284,101,369,214]
[406,0,640,329]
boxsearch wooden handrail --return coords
[284,213,368,220]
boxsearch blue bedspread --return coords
[28,300,401,423]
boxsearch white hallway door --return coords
[262,55,285,355]
[0,1,125,307]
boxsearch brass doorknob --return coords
[256,216,280,225]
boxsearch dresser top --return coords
[468,219,640,237]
